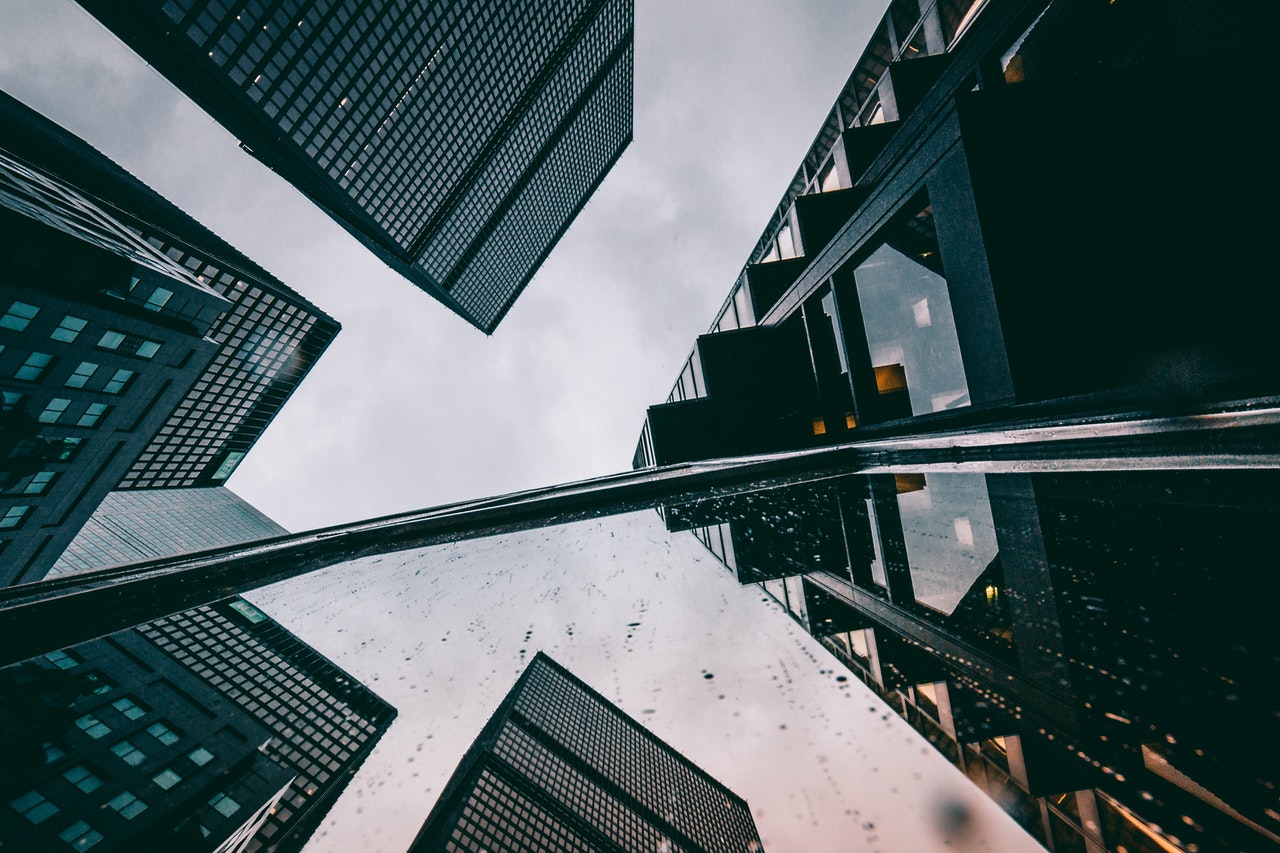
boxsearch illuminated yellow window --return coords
[874,363,907,394]
[811,417,827,436]
[844,412,857,429]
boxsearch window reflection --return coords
[854,199,969,416]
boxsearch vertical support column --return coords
[927,150,1015,407]
[867,475,916,605]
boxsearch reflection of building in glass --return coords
[409,651,762,853]
[0,91,337,585]
[73,0,634,333]
[49,487,288,576]
[662,470,1280,853]
[634,0,1275,468]
[0,595,394,852]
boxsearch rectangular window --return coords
[187,747,215,766]
[112,697,149,720]
[0,506,31,530]
[14,352,54,381]
[0,301,40,331]
[77,403,110,428]
[58,819,104,850]
[44,650,81,669]
[65,362,99,389]
[74,714,111,739]
[137,340,162,359]
[110,740,147,767]
[152,767,183,790]
[62,765,104,794]
[144,287,173,311]
[147,721,182,746]
[107,790,148,820]
[102,369,135,395]
[97,331,125,350]
[38,398,71,424]
[209,792,241,817]
[8,790,58,824]
[55,437,84,461]
[50,315,88,343]
[23,471,57,495]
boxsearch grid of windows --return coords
[50,488,287,576]
[513,657,759,853]
[135,601,394,848]
[115,243,336,490]
[446,769,596,853]
[493,720,687,853]
[85,0,632,331]
[420,655,761,853]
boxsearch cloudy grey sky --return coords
[0,2,1045,850]
[0,0,881,532]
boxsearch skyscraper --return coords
[657,469,1280,852]
[0,595,396,853]
[49,486,288,576]
[409,652,762,853]
[634,0,1274,468]
[0,90,338,585]
[74,0,635,332]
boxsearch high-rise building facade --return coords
[657,469,1280,853]
[409,652,762,853]
[75,0,635,332]
[634,0,1275,469]
[49,486,289,576]
[0,90,338,585]
[0,595,395,852]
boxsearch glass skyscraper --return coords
[75,0,635,332]
[409,652,762,853]
[0,89,338,584]
[0,595,395,853]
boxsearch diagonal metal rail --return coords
[2,403,1278,667]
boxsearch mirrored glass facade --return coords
[409,652,762,853]
[75,0,635,332]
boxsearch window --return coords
[23,471,58,495]
[9,790,58,824]
[74,714,111,739]
[0,506,31,530]
[107,791,148,820]
[64,362,98,389]
[14,352,54,381]
[187,747,215,766]
[147,721,181,746]
[62,765,104,794]
[97,331,125,350]
[2,390,26,410]
[136,340,161,359]
[44,649,80,670]
[77,404,110,428]
[38,398,71,424]
[58,819,104,850]
[112,697,148,720]
[54,437,84,461]
[102,369,135,395]
[143,287,173,311]
[209,792,241,818]
[152,767,182,790]
[110,740,147,767]
[1,301,39,331]
[51,315,88,343]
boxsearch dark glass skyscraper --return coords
[0,90,338,584]
[0,595,395,853]
[410,652,762,853]
[75,0,635,332]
